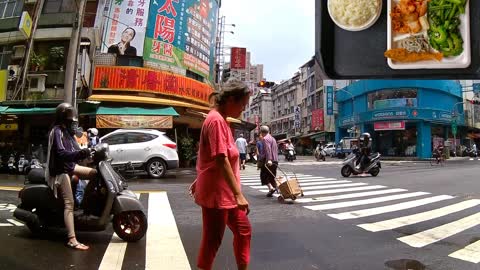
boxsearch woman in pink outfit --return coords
[190,79,252,270]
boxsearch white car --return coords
[100,129,179,178]
[324,143,336,156]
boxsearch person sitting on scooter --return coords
[46,103,97,251]
[356,133,372,171]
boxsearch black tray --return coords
[315,0,480,79]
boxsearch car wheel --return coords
[146,158,166,178]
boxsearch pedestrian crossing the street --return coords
[240,170,480,264]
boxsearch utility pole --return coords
[15,0,45,100]
[64,0,87,107]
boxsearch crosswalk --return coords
[240,171,480,264]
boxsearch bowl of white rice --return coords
[328,0,382,31]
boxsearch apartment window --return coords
[43,0,76,14]
[0,0,23,18]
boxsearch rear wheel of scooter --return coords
[341,165,352,178]
[369,167,380,177]
[113,211,148,242]
[322,156,326,161]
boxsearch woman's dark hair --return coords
[123,27,136,40]
[212,79,250,107]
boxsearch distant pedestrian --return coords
[235,133,248,170]
[259,125,278,197]
[256,134,265,170]
[189,79,252,270]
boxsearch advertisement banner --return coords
[326,86,334,115]
[19,11,32,38]
[311,109,324,131]
[92,66,214,104]
[97,115,173,129]
[230,47,247,69]
[0,70,6,102]
[294,106,301,129]
[374,121,406,131]
[374,98,417,109]
[101,0,151,56]
[144,0,219,80]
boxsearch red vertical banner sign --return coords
[311,109,324,131]
[230,47,247,69]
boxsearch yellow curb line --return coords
[0,186,21,191]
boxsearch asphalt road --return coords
[0,159,479,270]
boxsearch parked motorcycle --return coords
[17,154,30,174]
[25,155,43,175]
[314,145,327,161]
[14,143,148,242]
[7,154,16,174]
[463,147,478,157]
[341,149,381,177]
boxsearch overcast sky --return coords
[219,0,315,82]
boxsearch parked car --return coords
[100,129,179,178]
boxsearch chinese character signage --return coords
[311,109,324,131]
[230,47,246,69]
[144,0,219,80]
[294,106,301,129]
[101,0,151,56]
[97,115,173,129]
[92,66,214,105]
[326,86,334,115]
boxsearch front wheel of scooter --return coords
[113,211,148,242]
[341,165,352,178]
[369,167,380,177]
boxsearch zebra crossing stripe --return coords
[305,192,429,211]
[398,212,480,248]
[241,178,336,184]
[359,199,480,232]
[6,219,24,226]
[295,189,407,203]
[303,185,387,196]
[300,183,368,191]
[244,180,350,188]
[98,233,127,270]
[146,192,191,269]
[330,195,454,220]
[449,240,480,264]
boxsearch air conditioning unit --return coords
[7,65,20,81]
[11,45,26,59]
[27,74,47,93]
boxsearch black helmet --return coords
[55,103,77,126]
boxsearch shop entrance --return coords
[371,122,417,157]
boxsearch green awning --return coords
[3,107,55,115]
[96,106,179,116]
[310,132,327,140]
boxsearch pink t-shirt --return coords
[194,110,241,209]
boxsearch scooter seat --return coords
[27,168,46,184]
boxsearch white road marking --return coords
[303,185,387,196]
[359,199,480,232]
[295,189,407,203]
[7,219,24,226]
[330,195,454,220]
[241,178,336,184]
[305,192,429,211]
[0,223,13,226]
[244,180,350,188]
[398,212,480,248]
[300,183,368,191]
[146,192,191,269]
[449,240,480,264]
[98,233,127,270]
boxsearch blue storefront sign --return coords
[326,86,334,115]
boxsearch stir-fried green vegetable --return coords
[427,0,467,56]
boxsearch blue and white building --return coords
[335,80,465,159]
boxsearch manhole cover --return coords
[385,259,426,270]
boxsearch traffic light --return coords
[468,99,480,105]
[257,80,275,88]
[222,68,231,83]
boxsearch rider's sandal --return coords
[67,241,89,251]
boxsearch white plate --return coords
[387,0,471,69]
[328,0,382,32]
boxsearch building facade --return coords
[335,80,464,159]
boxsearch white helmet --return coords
[88,128,99,136]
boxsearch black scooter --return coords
[14,144,148,242]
